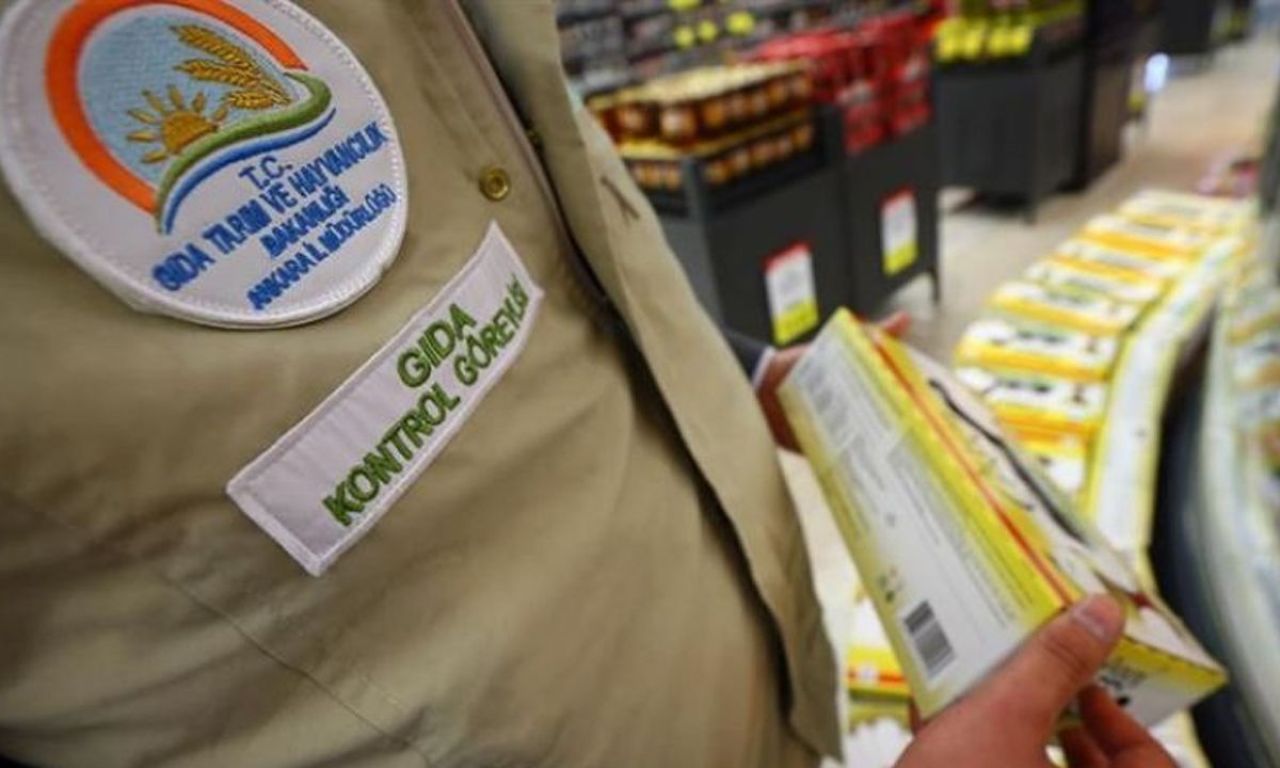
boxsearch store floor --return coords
[784,35,1280,765]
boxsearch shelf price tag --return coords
[765,242,820,345]
[882,190,919,277]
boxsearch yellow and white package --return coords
[954,318,1119,382]
[1244,416,1280,514]
[990,280,1143,335]
[1008,427,1091,503]
[955,366,1106,437]
[1026,259,1165,307]
[845,596,913,737]
[1119,189,1255,237]
[847,645,910,703]
[781,310,1226,724]
[1053,239,1187,283]
[1228,289,1280,344]
[1081,214,1233,261]
[1232,330,1280,390]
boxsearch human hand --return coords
[895,595,1175,768]
[758,311,912,451]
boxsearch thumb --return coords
[969,595,1125,732]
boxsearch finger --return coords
[970,595,1125,731]
[1060,726,1107,768]
[1078,685,1169,757]
[877,310,912,339]
[908,700,923,734]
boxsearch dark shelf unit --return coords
[1160,0,1232,56]
[935,47,1085,221]
[1070,3,1142,188]
[840,121,941,313]
[652,107,940,345]
[655,114,849,344]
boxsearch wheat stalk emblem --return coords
[171,24,293,110]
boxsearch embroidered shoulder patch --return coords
[228,223,544,575]
[0,0,407,327]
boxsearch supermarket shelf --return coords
[652,107,940,345]
[621,1,707,23]
[556,7,615,26]
[936,49,1084,221]
[1152,218,1280,768]
[745,0,831,18]
[1154,314,1280,767]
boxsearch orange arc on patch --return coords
[46,0,307,213]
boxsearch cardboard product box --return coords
[846,597,911,705]
[1026,259,1165,308]
[1007,426,1090,504]
[1081,214,1244,263]
[1052,239,1187,284]
[1118,189,1256,238]
[1079,215,1210,261]
[845,596,913,735]
[989,280,1143,336]
[954,317,1119,382]
[954,366,1106,438]
[780,310,1226,724]
[1228,289,1280,345]
[1232,329,1280,390]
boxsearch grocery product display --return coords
[752,12,932,152]
[591,63,819,193]
[933,0,1160,214]
[952,190,1253,549]
[567,2,942,347]
[558,0,923,95]
[933,0,1085,64]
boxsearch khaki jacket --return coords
[0,1,839,765]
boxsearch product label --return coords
[765,242,820,345]
[227,223,543,575]
[882,190,918,277]
[786,326,1034,710]
[0,0,407,327]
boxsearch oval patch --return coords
[0,0,408,327]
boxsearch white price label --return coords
[764,242,819,344]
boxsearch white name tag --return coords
[228,223,543,574]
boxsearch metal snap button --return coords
[479,166,511,201]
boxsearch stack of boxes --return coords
[1221,253,1280,518]
[586,63,817,193]
[953,190,1254,519]
[752,11,932,154]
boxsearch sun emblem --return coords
[127,86,228,163]
[124,24,294,166]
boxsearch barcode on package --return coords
[903,601,955,679]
